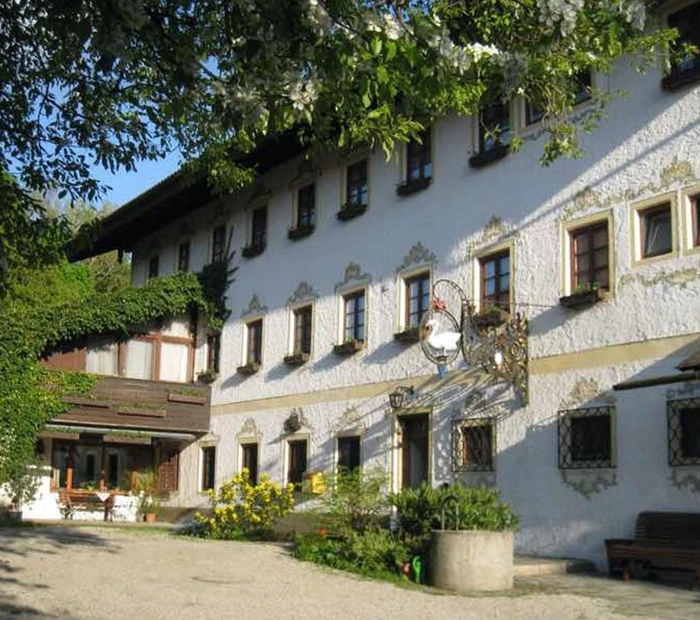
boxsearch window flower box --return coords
[242,243,265,258]
[167,392,207,405]
[396,177,431,197]
[559,287,605,310]
[337,203,367,221]
[394,327,421,344]
[662,65,700,91]
[471,308,508,331]
[333,340,364,355]
[287,224,315,241]
[468,143,509,169]
[283,352,309,366]
[196,369,218,385]
[236,362,260,375]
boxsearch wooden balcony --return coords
[55,375,211,434]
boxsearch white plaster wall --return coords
[128,59,700,564]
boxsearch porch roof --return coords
[42,423,197,442]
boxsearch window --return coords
[207,334,220,373]
[124,340,154,380]
[297,184,316,228]
[246,319,263,366]
[668,398,700,466]
[212,226,227,263]
[177,242,190,273]
[343,290,366,343]
[405,272,431,329]
[287,439,308,487]
[479,103,510,153]
[479,250,511,311]
[640,203,673,259]
[558,407,614,469]
[452,419,495,472]
[148,255,159,279]
[337,436,361,473]
[570,221,609,291]
[241,443,259,485]
[201,446,216,491]
[406,129,432,182]
[572,70,592,106]
[525,70,591,125]
[293,305,313,355]
[346,159,368,208]
[667,2,700,80]
[692,194,700,247]
[251,206,267,249]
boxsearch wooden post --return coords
[99,444,106,491]
[66,446,74,490]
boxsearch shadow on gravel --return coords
[0,598,79,620]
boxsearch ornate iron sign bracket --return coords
[419,279,529,404]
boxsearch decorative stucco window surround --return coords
[236,417,263,478]
[667,397,700,466]
[198,434,220,493]
[472,238,515,313]
[451,417,497,473]
[560,210,615,297]
[680,183,700,256]
[395,243,437,334]
[629,192,678,266]
[558,406,616,470]
[335,263,372,348]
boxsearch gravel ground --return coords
[0,525,689,620]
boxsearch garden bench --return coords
[605,511,700,585]
[58,490,115,521]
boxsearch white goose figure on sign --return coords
[424,318,461,377]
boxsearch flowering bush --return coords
[195,468,295,539]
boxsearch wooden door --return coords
[399,414,429,489]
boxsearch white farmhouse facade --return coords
[71,14,700,568]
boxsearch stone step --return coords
[514,555,597,577]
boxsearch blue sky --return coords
[93,150,182,207]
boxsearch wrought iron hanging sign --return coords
[419,279,529,403]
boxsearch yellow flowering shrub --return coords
[194,468,295,539]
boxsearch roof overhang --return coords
[42,422,198,442]
[69,132,305,261]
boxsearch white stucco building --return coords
[60,8,700,567]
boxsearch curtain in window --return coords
[159,342,190,383]
[85,341,118,376]
[124,340,153,380]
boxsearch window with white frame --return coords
[337,436,361,473]
[293,305,313,355]
[201,446,216,491]
[631,196,676,263]
[245,319,263,366]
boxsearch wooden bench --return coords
[58,490,115,521]
[605,512,700,585]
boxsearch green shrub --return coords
[316,467,390,535]
[293,528,409,577]
[193,468,295,540]
[391,483,519,556]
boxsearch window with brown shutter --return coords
[479,250,510,311]
[570,222,609,291]
[405,272,430,329]
[293,305,313,355]
[246,319,263,365]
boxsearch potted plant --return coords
[3,458,42,522]
[132,469,160,523]
[196,369,218,384]
[237,361,260,375]
[560,281,606,310]
[283,352,310,366]
[471,305,508,330]
[332,339,364,355]
[394,326,421,343]
[392,483,519,593]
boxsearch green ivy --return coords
[0,263,230,488]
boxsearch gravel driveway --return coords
[0,525,689,620]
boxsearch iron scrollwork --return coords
[419,279,529,404]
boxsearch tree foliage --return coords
[0,0,675,203]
